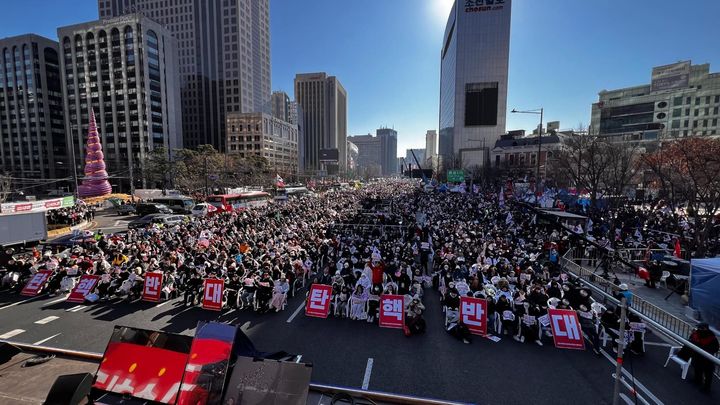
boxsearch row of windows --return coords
[671,106,720,117]
[670,118,719,129]
[673,95,720,106]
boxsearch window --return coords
[672,108,681,117]
[694,109,699,116]
[684,120,689,127]
[671,120,680,129]
[464,82,498,126]
[696,97,701,105]
[673,96,683,106]
[706,96,711,104]
[686,97,691,104]
[715,95,720,104]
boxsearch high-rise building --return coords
[98,0,271,151]
[591,61,720,138]
[347,134,382,173]
[439,0,512,168]
[294,72,347,173]
[226,112,298,174]
[346,140,359,173]
[0,34,67,181]
[405,148,426,169]
[377,127,397,175]
[271,91,290,122]
[58,15,182,191]
[425,129,438,170]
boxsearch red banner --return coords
[460,296,488,336]
[142,272,164,302]
[305,284,332,318]
[202,279,224,311]
[379,294,405,329]
[548,308,585,350]
[67,275,100,303]
[20,270,53,296]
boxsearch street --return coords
[0,278,716,404]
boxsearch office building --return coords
[591,61,720,138]
[58,15,182,190]
[347,134,382,173]
[405,148,426,169]
[425,129,438,170]
[347,140,359,172]
[271,91,290,122]
[0,34,66,181]
[226,112,298,174]
[98,0,271,151]
[288,100,299,125]
[294,72,347,173]
[439,0,512,168]
[377,127,397,175]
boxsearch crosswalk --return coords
[34,316,60,325]
[66,305,87,312]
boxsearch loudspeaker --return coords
[44,372,93,405]
[0,342,21,364]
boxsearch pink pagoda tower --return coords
[77,109,112,198]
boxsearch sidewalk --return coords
[613,271,696,323]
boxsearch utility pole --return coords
[612,296,628,405]
[204,155,209,197]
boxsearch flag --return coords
[498,187,505,207]
[275,174,285,188]
[587,218,593,233]
[506,212,513,225]
[674,239,681,258]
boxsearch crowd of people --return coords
[46,203,97,227]
[0,179,718,390]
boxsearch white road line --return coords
[155,300,172,308]
[33,333,61,345]
[34,316,60,325]
[66,305,86,313]
[0,295,45,311]
[0,329,26,339]
[286,302,305,323]
[361,358,374,390]
[42,297,67,306]
[599,348,664,405]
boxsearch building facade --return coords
[591,61,720,138]
[98,0,271,151]
[58,15,182,191]
[294,72,347,173]
[491,131,565,176]
[405,148,426,169]
[346,140,359,173]
[347,134,382,174]
[271,90,290,122]
[0,34,67,181]
[439,0,512,168]
[226,112,298,174]
[376,127,398,175]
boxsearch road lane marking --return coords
[286,302,304,323]
[599,348,663,405]
[42,297,67,306]
[155,300,172,308]
[34,316,60,325]
[361,358,374,390]
[0,329,25,339]
[34,333,61,345]
[66,305,86,312]
[0,295,45,311]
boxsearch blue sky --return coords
[2,0,719,156]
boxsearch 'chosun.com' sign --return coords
[465,0,505,12]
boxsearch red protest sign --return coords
[305,284,332,318]
[202,278,224,311]
[21,270,53,296]
[460,296,488,336]
[548,308,586,350]
[142,272,164,302]
[67,275,100,303]
[379,294,405,329]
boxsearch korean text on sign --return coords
[142,272,164,302]
[20,270,53,296]
[202,279,224,311]
[305,284,332,318]
[67,275,100,303]
[548,308,585,350]
[379,294,405,329]
[459,296,488,336]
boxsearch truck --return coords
[0,211,48,247]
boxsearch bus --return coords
[206,191,271,211]
[273,186,311,201]
[149,195,195,214]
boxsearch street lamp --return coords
[511,107,544,203]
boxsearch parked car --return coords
[190,203,217,217]
[158,215,188,227]
[149,196,195,214]
[127,214,171,229]
[115,204,136,216]
[135,203,173,216]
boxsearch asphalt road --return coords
[0,283,716,405]
[4,209,714,404]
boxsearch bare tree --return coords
[604,141,642,196]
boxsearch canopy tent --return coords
[690,258,720,330]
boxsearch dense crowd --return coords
[0,179,717,390]
[46,203,96,226]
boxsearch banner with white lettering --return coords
[67,275,100,303]
[459,296,488,336]
[20,270,53,296]
[202,278,225,311]
[548,308,585,350]
[379,294,405,329]
[305,284,332,318]
[142,272,164,302]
